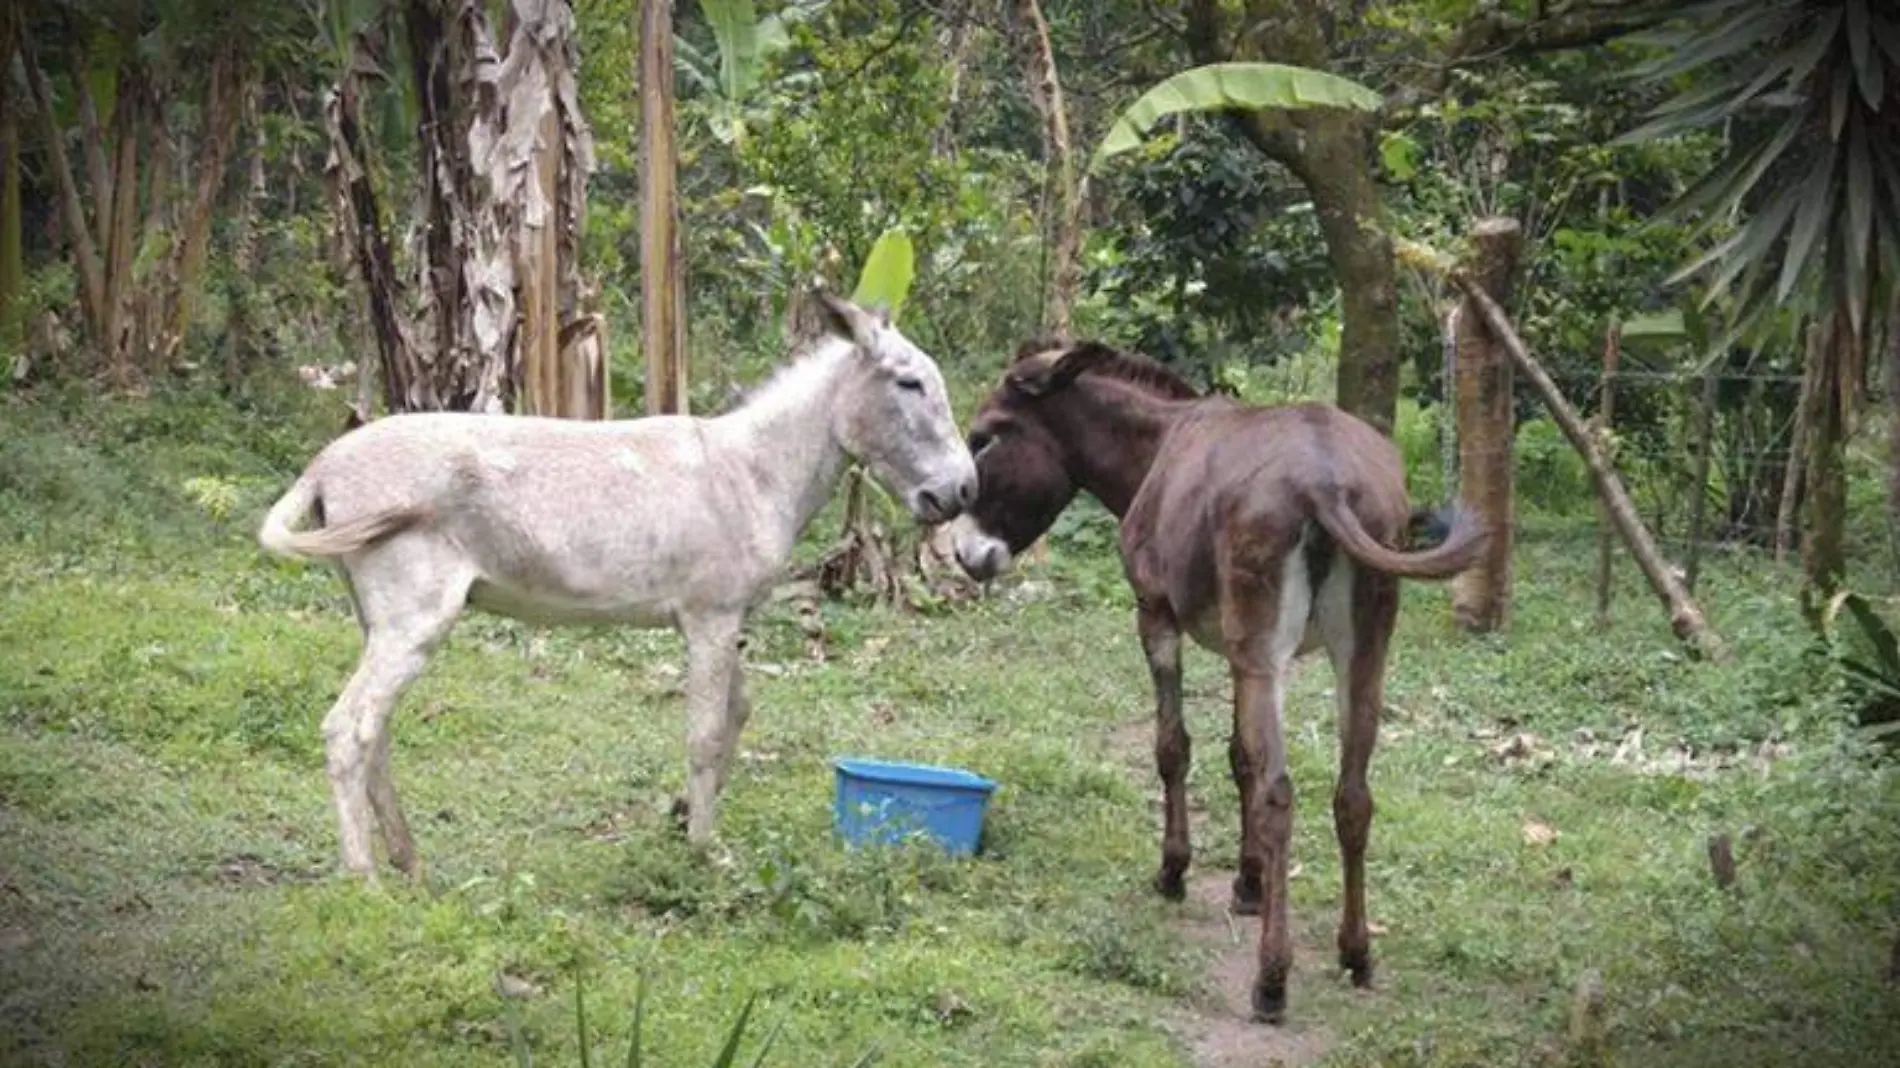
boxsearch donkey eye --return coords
[969,431,996,456]
[895,377,925,394]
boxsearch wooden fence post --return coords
[1595,322,1620,626]
[1684,366,1721,592]
[1449,272,1730,662]
[1450,218,1522,633]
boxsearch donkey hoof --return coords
[1153,869,1187,901]
[1340,948,1374,988]
[667,794,690,832]
[1250,978,1288,1024]
[1229,876,1262,916]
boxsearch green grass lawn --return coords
[2,383,1898,1067]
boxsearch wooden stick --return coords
[1684,366,1720,592]
[1449,271,1730,662]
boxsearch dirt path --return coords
[1110,708,1339,1067]
[1169,871,1337,1068]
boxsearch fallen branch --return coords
[1445,267,1731,662]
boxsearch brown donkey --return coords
[945,340,1486,1023]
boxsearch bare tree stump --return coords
[1450,218,1521,633]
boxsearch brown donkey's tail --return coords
[258,477,425,560]
[1310,492,1488,580]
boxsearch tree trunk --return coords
[163,50,247,366]
[323,41,416,415]
[1184,0,1400,435]
[1450,217,1520,633]
[522,104,566,416]
[1011,0,1081,338]
[1887,296,1900,560]
[100,67,142,384]
[497,0,602,420]
[405,0,516,413]
[0,3,21,354]
[224,77,267,382]
[22,37,105,349]
[639,0,687,415]
[932,4,978,160]
[1805,309,1851,595]
[1303,111,1400,435]
[1451,270,1730,662]
[137,85,175,365]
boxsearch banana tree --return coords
[1091,62,1383,171]
[674,0,823,148]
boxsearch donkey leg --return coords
[366,713,420,877]
[681,612,744,846]
[330,551,470,879]
[1224,536,1313,1024]
[320,677,380,879]
[1228,731,1262,915]
[324,630,449,880]
[348,630,451,879]
[1233,664,1298,1023]
[1323,565,1396,988]
[1140,601,1191,900]
[712,658,753,795]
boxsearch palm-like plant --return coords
[1621,0,1900,592]
[1620,0,1900,342]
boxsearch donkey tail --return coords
[1310,492,1487,580]
[258,478,425,560]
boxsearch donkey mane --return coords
[1087,347,1202,400]
[1013,337,1202,401]
[724,335,855,414]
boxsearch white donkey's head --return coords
[815,292,977,525]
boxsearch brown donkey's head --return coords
[947,339,1197,581]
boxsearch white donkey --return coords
[259,293,976,879]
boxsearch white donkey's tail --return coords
[258,477,425,560]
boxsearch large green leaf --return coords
[850,229,915,322]
[1777,141,1840,301]
[709,993,760,1068]
[700,0,762,102]
[1630,2,1803,86]
[1090,62,1381,171]
[1846,0,1883,107]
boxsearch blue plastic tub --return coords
[832,757,998,856]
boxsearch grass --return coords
[2,378,1898,1067]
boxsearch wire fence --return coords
[1439,350,1900,596]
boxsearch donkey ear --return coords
[814,289,879,348]
[1006,341,1115,397]
[813,289,856,335]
